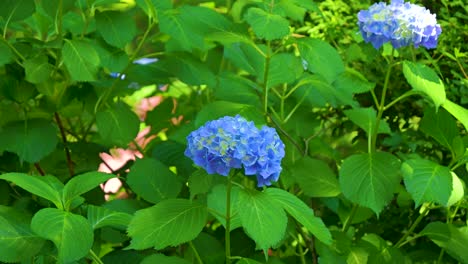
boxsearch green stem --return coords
[342,204,358,232]
[189,241,204,264]
[384,90,419,111]
[395,205,430,248]
[437,249,445,264]
[225,171,234,264]
[297,239,307,264]
[89,249,104,264]
[262,41,271,115]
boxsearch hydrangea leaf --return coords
[403,61,446,109]
[0,206,45,263]
[244,7,290,40]
[62,172,114,210]
[344,107,391,135]
[265,188,332,245]
[442,99,468,131]
[23,54,54,84]
[339,152,401,215]
[96,102,140,147]
[141,254,191,264]
[421,222,468,263]
[401,158,452,207]
[297,38,345,83]
[237,188,287,253]
[267,53,303,88]
[0,119,58,163]
[31,208,93,263]
[96,11,137,48]
[0,42,14,67]
[62,39,100,82]
[224,42,266,76]
[127,157,182,204]
[87,205,132,230]
[127,199,207,250]
[420,108,460,151]
[0,0,35,22]
[207,184,242,231]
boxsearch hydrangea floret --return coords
[184,115,285,187]
[357,0,441,49]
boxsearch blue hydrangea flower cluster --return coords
[357,0,441,49]
[184,115,285,187]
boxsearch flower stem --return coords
[395,204,430,248]
[262,41,271,115]
[189,241,204,264]
[89,249,104,264]
[225,171,234,264]
[342,204,358,233]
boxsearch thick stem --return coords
[342,204,358,233]
[262,41,271,115]
[225,171,234,264]
[89,249,104,264]
[34,163,46,176]
[395,205,430,248]
[55,112,74,177]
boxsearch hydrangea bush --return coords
[0,0,466,263]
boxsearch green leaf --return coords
[0,173,63,209]
[236,258,264,264]
[188,169,219,200]
[237,188,287,252]
[224,42,266,76]
[87,205,132,230]
[127,157,182,204]
[293,74,338,107]
[127,199,207,250]
[23,54,54,84]
[267,53,303,88]
[447,172,464,207]
[167,56,216,87]
[339,152,401,214]
[297,38,345,83]
[244,8,290,40]
[0,0,35,21]
[402,61,446,109]
[347,247,369,264]
[344,107,391,135]
[188,232,225,264]
[420,108,460,150]
[95,11,137,48]
[0,41,14,66]
[421,222,468,264]
[333,69,375,94]
[151,140,195,177]
[358,233,407,263]
[62,171,114,210]
[214,73,261,107]
[94,42,130,72]
[31,208,94,263]
[0,206,45,263]
[401,158,453,207]
[0,119,58,163]
[265,188,332,245]
[96,102,140,147]
[207,184,242,231]
[141,254,191,264]
[62,39,100,82]
[442,99,468,131]
[195,101,265,128]
[290,157,340,197]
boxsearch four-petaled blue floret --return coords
[184,115,285,187]
[357,0,441,49]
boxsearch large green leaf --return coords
[339,152,401,214]
[237,188,287,253]
[401,158,452,207]
[62,171,114,210]
[127,199,207,250]
[358,233,407,263]
[96,11,137,48]
[267,53,303,88]
[31,208,94,263]
[23,54,54,84]
[297,38,345,83]
[96,102,140,147]
[87,205,132,230]
[344,108,391,135]
[62,39,100,82]
[244,7,290,40]
[188,169,224,200]
[442,99,468,131]
[214,73,260,106]
[420,108,460,151]
[127,157,182,204]
[0,41,13,66]
[290,157,340,197]
[224,42,266,76]
[402,61,446,109]
[0,0,35,21]
[141,254,191,264]
[0,173,63,209]
[421,222,468,264]
[333,69,375,94]
[167,56,216,87]
[207,184,242,231]
[265,188,332,245]
[0,119,58,163]
[0,206,45,263]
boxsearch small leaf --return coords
[447,172,464,207]
[0,0,35,21]
[141,254,191,264]
[442,99,468,131]
[62,172,114,210]
[290,157,340,197]
[207,184,242,231]
[401,158,453,207]
[333,69,375,94]
[127,199,207,250]
[31,208,94,263]
[347,247,369,264]
[224,42,266,76]
[96,102,140,147]
[87,205,132,230]
[96,11,137,48]
[298,38,345,83]
[127,157,182,204]
[244,7,290,40]
[62,39,100,82]
[421,222,468,263]
[402,61,446,109]
[215,73,260,107]
[23,54,54,84]
[344,107,391,135]
[237,188,287,252]
[267,53,303,88]
[265,188,332,245]
[339,152,401,214]
[0,173,63,209]
[0,41,14,66]
[420,108,460,150]
[0,119,58,163]
[0,206,45,263]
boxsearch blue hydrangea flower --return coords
[184,115,285,187]
[357,0,441,49]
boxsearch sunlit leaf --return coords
[421,222,468,263]
[62,39,100,82]
[96,11,137,48]
[245,7,290,40]
[87,205,132,230]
